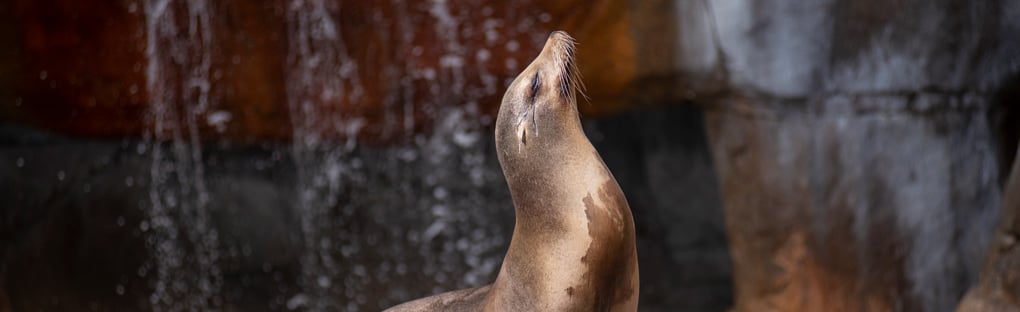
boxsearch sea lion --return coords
[385,30,639,312]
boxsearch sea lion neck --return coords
[494,30,588,215]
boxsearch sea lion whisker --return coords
[556,35,587,104]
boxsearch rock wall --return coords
[0,0,641,143]
[3,0,1019,311]
[1,1,735,310]
[0,109,730,311]
[707,98,1000,311]
[957,144,1020,311]
[684,0,1020,311]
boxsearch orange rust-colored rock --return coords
[705,102,898,312]
[7,0,150,138]
[0,0,639,143]
[741,231,891,312]
[543,0,636,113]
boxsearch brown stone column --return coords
[689,0,1020,310]
[706,96,1000,311]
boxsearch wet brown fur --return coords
[579,174,638,311]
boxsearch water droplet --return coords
[505,58,518,71]
[39,70,47,80]
[440,55,464,68]
[57,170,65,181]
[129,84,138,94]
[128,2,137,13]
[317,276,330,288]
[115,284,125,295]
[15,157,24,167]
[539,13,552,23]
[453,130,479,147]
[206,111,232,132]
[476,49,490,62]
[422,68,437,80]
[116,216,126,227]
[433,187,448,200]
[286,294,309,310]
[125,176,134,187]
[398,149,418,162]
[506,40,519,52]
[139,220,149,232]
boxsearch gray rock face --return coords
[676,0,1020,311]
[706,96,1000,312]
[0,123,515,311]
[704,0,1020,96]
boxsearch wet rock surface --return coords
[0,0,640,142]
[3,0,1020,311]
[705,96,1001,312]
[0,104,730,311]
[690,0,1020,311]
[957,144,1020,312]
[656,0,1015,309]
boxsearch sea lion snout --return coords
[496,31,585,157]
[506,31,582,108]
[539,31,584,102]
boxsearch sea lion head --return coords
[495,31,586,173]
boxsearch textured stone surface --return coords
[0,123,514,311]
[586,105,732,310]
[709,0,1020,96]
[0,0,639,142]
[0,103,730,311]
[687,1,1020,311]
[4,0,1020,311]
[706,96,1001,312]
[957,145,1020,312]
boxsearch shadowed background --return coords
[1,0,1018,311]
